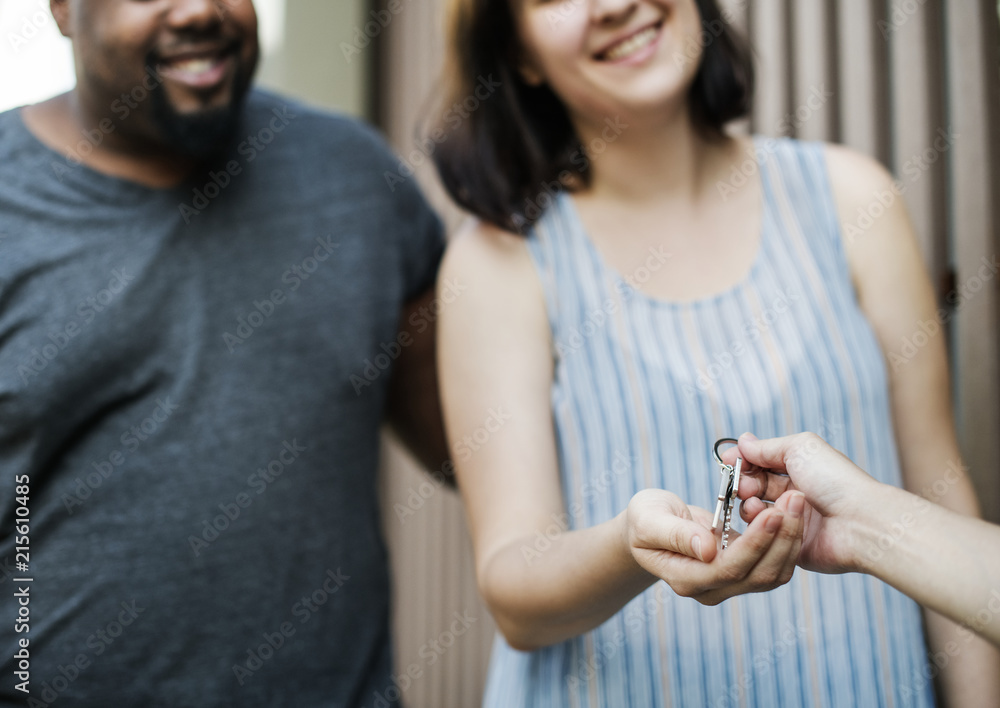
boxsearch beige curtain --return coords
[376,2,1000,705]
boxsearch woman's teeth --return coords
[603,26,659,61]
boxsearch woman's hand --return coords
[623,486,806,606]
[728,432,882,574]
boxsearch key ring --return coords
[713,437,739,466]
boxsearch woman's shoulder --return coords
[443,218,535,274]
[440,218,544,304]
[753,135,899,219]
[437,217,551,346]
[821,142,898,206]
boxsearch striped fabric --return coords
[482,137,935,708]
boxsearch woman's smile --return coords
[594,19,665,64]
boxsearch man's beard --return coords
[147,57,252,160]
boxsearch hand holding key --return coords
[726,432,882,574]
[623,484,805,606]
[727,431,1000,648]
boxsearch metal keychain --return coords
[712,438,742,549]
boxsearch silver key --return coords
[712,438,743,549]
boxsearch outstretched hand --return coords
[723,432,881,574]
[624,485,805,606]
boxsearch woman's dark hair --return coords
[431,0,755,233]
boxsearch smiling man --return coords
[0,1,449,706]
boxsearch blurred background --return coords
[2,0,998,705]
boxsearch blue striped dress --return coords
[482,137,936,708]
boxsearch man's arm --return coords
[384,286,454,484]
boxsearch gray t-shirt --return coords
[0,90,443,707]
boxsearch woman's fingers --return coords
[680,492,805,605]
[736,490,804,590]
[628,493,718,563]
[633,486,804,604]
[661,506,785,595]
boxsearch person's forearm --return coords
[479,511,656,651]
[855,483,1000,647]
[891,450,1000,704]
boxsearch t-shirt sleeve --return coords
[330,115,446,303]
[393,174,446,303]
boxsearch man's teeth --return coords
[167,57,218,74]
[604,26,659,61]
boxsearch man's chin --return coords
[159,106,242,159]
[149,78,250,160]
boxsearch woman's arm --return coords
[826,144,1000,706]
[437,220,804,651]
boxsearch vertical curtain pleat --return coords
[376,3,495,708]
[750,0,793,134]
[887,0,949,284]
[790,0,840,140]
[836,0,889,161]
[942,0,1000,523]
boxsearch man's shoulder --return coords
[0,105,33,157]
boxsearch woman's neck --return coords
[571,104,730,207]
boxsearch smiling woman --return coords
[434,0,751,232]
[424,0,1000,706]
